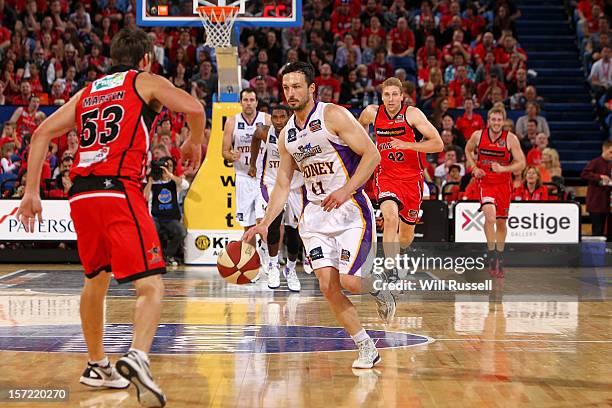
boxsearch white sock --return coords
[89,356,109,367]
[351,329,370,345]
[129,348,149,363]
[287,259,297,271]
[270,255,279,267]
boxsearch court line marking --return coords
[0,269,26,280]
[435,338,611,343]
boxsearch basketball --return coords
[216,241,261,284]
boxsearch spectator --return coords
[382,0,410,33]
[335,32,362,68]
[315,63,340,103]
[1,142,19,174]
[47,169,72,198]
[440,113,465,149]
[49,79,67,105]
[361,15,386,48]
[355,64,375,105]
[508,67,530,109]
[416,35,442,67]
[360,0,384,27]
[386,17,416,75]
[0,122,20,151]
[438,129,463,164]
[463,3,486,42]
[431,96,450,128]
[318,86,334,103]
[477,72,507,105]
[361,32,383,65]
[493,5,516,39]
[254,75,276,105]
[0,80,6,105]
[494,34,527,68]
[472,32,496,65]
[456,98,485,142]
[442,163,463,202]
[526,133,549,166]
[339,69,360,106]
[538,147,562,182]
[482,85,506,109]
[330,0,353,39]
[474,51,504,84]
[367,47,394,89]
[588,46,611,98]
[513,166,549,201]
[434,148,465,186]
[442,29,471,65]
[448,65,474,103]
[443,52,477,85]
[11,81,32,106]
[515,101,550,138]
[144,156,190,265]
[580,141,612,240]
[10,94,40,140]
[51,154,73,178]
[505,51,527,85]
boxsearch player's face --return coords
[240,92,258,116]
[488,112,504,133]
[382,85,402,112]
[271,109,289,133]
[283,72,314,111]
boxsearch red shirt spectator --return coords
[331,0,353,38]
[368,50,394,87]
[417,35,442,65]
[472,32,496,63]
[513,184,549,201]
[463,6,486,40]
[494,37,527,67]
[387,18,414,55]
[361,16,386,46]
[461,178,480,200]
[455,100,484,140]
[315,64,341,103]
[526,133,549,166]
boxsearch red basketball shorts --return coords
[68,176,166,283]
[375,173,423,224]
[478,179,511,219]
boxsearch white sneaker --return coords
[352,338,381,369]
[79,362,130,389]
[267,263,281,289]
[372,289,396,323]
[285,267,301,292]
[116,351,166,408]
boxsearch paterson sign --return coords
[0,200,76,240]
[454,202,580,243]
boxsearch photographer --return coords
[144,156,190,266]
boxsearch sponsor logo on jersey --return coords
[340,249,351,262]
[238,122,245,130]
[479,148,506,158]
[309,246,324,261]
[287,128,297,142]
[76,147,110,168]
[239,133,252,143]
[308,119,322,132]
[375,127,406,137]
[91,72,128,93]
[269,135,277,144]
[292,143,322,162]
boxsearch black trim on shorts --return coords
[478,202,495,212]
[399,214,416,225]
[116,267,167,284]
[378,196,404,210]
[496,216,508,220]
[123,189,149,272]
[85,264,112,279]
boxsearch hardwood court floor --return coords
[0,264,610,408]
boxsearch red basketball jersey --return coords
[16,109,37,137]
[477,128,512,184]
[374,104,423,179]
[71,68,158,182]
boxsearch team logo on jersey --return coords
[269,135,277,144]
[340,249,351,262]
[148,245,162,264]
[91,72,127,93]
[293,143,323,162]
[408,209,418,219]
[498,140,506,147]
[238,122,245,130]
[287,128,297,142]
[308,119,322,132]
[309,246,324,261]
[236,213,244,221]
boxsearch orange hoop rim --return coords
[196,6,240,22]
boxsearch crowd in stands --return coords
[0,0,589,252]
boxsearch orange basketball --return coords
[217,241,261,284]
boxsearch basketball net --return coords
[196,6,240,48]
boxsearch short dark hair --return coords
[271,104,290,115]
[110,27,153,67]
[282,62,315,86]
[528,118,538,126]
[240,87,257,100]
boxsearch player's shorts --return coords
[375,173,424,224]
[299,190,376,277]
[256,183,306,228]
[478,179,512,218]
[68,176,166,284]
[235,174,259,227]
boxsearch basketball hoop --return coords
[197,6,240,48]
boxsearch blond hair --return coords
[522,165,542,188]
[541,148,560,169]
[381,77,403,91]
[488,105,507,120]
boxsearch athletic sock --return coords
[351,329,370,345]
[270,255,279,267]
[287,259,297,271]
[89,356,109,367]
[128,348,149,363]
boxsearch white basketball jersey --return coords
[284,102,358,202]
[233,111,266,177]
[262,126,304,190]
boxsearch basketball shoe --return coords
[371,270,396,322]
[352,338,381,369]
[284,266,301,292]
[268,263,281,289]
[116,350,166,408]
[79,361,130,389]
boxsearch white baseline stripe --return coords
[69,192,125,203]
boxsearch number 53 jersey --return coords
[284,102,376,277]
[71,69,158,182]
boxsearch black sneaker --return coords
[116,351,166,408]
[79,362,130,389]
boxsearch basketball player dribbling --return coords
[244,62,395,369]
[249,105,304,291]
[465,107,525,277]
[359,77,443,274]
[221,88,271,247]
[16,28,204,408]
